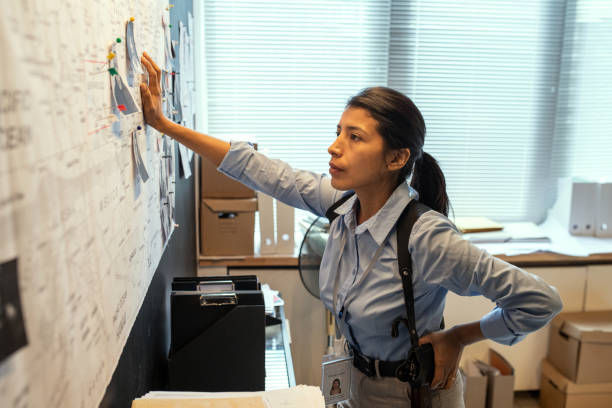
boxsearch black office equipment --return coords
[171,275,260,291]
[168,275,265,392]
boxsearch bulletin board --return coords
[0,0,179,406]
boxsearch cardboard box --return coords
[547,311,612,384]
[200,156,255,198]
[540,359,612,408]
[200,198,257,256]
[461,360,487,408]
[474,349,514,408]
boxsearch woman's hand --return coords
[139,52,166,130]
[418,329,464,390]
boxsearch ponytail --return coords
[410,152,449,217]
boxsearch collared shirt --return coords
[218,141,563,361]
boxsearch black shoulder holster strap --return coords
[325,192,354,224]
[394,200,432,347]
[326,194,442,408]
[326,193,442,337]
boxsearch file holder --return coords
[172,275,261,291]
[168,289,265,392]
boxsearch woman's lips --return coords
[329,162,343,176]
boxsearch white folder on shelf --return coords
[596,182,612,238]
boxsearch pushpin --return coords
[130,17,135,22]
[169,24,172,28]
[108,67,118,75]
[117,104,127,111]
[137,125,142,130]
[107,52,115,60]
[116,37,122,43]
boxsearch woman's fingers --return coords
[430,362,448,390]
[140,83,162,128]
[140,55,160,95]
[443,369,457,390]
[143,52,162,76]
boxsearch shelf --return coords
[199,253,299,268]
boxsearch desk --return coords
[199,251,612,268]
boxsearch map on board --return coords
[0,0,177,406]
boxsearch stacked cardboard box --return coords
[540,311,612,408]
[200,157,257,256]
[463,349,515,408]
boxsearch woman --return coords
[331,378,342,395]
[139,53,562,407]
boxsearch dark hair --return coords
[346,87,449,216]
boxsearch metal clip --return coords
[199,293,237,306]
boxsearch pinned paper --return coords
[109,43,140,117]
[126,19,143,86]
[132,132,149,183]
[178,143,191,178]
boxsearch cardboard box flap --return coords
[489,349,514,376]
[552,311,612,344]
[202,198,258,213]
[542,359,612,395]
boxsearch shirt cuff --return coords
[217,141,255,181]
[480,307,525,346]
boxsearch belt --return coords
[352,348,406,379]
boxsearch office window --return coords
[201,0,391,174]
[551,0,612,180]
[388,0,566,222]
[196,0,610,224]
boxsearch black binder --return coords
[168,276,265,391]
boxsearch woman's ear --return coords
[386,148,411,171]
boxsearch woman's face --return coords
[332,379,340,389]
[328,107,392,192]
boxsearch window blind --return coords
[200,0,392,241]
[202,0,391,174]
[551,0,612,181]
[197,0,606,225]
[388,0,566,222]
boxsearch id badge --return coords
[321,355,352,405]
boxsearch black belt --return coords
[352,348,405,379]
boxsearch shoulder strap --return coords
[396,200,432,347]
[327,194,441,345]
[325,192,355,224]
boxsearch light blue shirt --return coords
[218,141,563,361]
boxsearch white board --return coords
[0,0,175,406]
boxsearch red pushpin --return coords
[118,104,127,111]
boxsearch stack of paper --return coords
[454,217,504,233]
[133,386,325,408]
[462,222,551,244]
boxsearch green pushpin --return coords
[108,67,118,75]
[116,38,122,43]
[169,24,172,28]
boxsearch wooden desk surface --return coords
[199,251,612,268]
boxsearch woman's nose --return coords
[328,137,341,156]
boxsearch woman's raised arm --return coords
[139,52,229,166]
